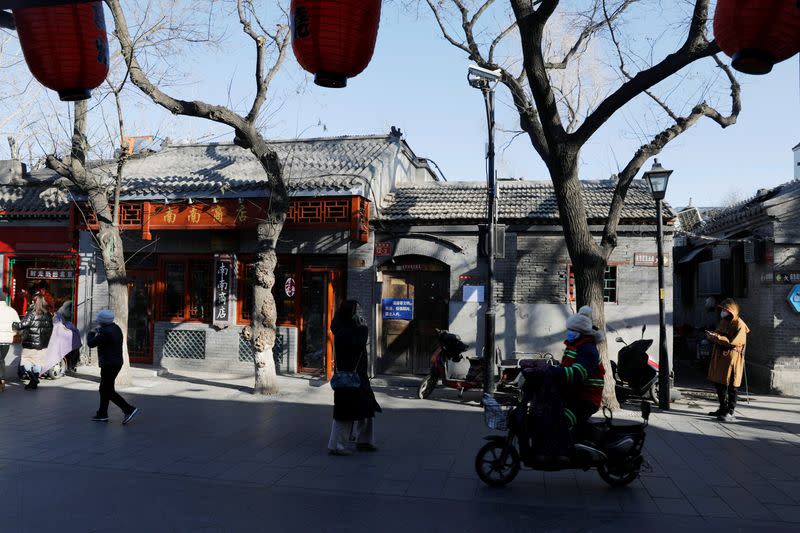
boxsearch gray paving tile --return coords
[713,486,780,520]
[641,475,683,499]
[652,497,699,516]
[690,495,737,518]
[766,504,800,523]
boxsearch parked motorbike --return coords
[417,330,482,399]
[611,325,659,404]
[418,329,512,400]
[475,393,651,488]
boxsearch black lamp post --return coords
[643,159,673,410]
[468,64,501,394]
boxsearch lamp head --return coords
[643,158,672,201]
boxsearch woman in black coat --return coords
[327,300,381,456]
[16,295,53,389]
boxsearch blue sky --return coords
[13,1,795,210]
[133,2,799,210]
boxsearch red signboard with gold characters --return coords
[147,200,267,231]
[76,197,370,243]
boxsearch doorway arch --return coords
[379,255,450,374]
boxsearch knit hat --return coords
[58,301,73,321]
[97,309,115,324]
[566,305,594,334]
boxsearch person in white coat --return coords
[0,291,22,392]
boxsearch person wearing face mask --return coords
[519,305,606,464]
[560,306,606,428]
[706,298,749,422]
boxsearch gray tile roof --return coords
[0,184,70,219]
[379,180,671,223]
[696,179,800,234]
[107,135,397,200]
[1,134,404,215]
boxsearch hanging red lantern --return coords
[12,1,109,101]
[290,0,381,88]
[713,0,800,75]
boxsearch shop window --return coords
[568,266,618,303]
[160,260,213,322]
[237,259,297,325]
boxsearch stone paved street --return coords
[1,367,799,532]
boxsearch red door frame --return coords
[127,269,155,364]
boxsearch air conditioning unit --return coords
[677,207,702,231]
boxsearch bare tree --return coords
[425,0,741,407]
[0,1,226,384]
[106,0,291,394]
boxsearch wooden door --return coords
[127,270,155,364]
[298,268,343,379]
[381,268,449,375]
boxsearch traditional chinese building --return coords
[72,130,436,376]
[1,170,78,318]
[3,130,675,384]
[674,177,800,395]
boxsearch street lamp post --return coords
[643,159,673,411]
[468,64,501,394]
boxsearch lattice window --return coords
[287,198,350,224]
[238,329,285,365]
[238,332,255,362]
[77,202,142,228]
[163,329,206,359]
[120,203,142,226]
[568,266,618,303]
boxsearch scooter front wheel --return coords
[598,461,640,487]
[417,373,437,399]
[475,441,520,487]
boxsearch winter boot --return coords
[24,372,39,390]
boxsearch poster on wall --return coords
[213,254,233,328]
[382,298,413,320]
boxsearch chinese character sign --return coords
[213,256,233,327]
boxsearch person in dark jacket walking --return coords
[327,300,381,456]
[87,309,138,424]
[16,294,54,390]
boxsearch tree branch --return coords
[488,21,517,64]
[425,1,471,55]
[105,0,251,137]
[573,0,717,146]
[600,54,740,255]
[545,0,635,69]
[511,0,566,153]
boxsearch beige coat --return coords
[0,301,21,344]
[707,302,749,387]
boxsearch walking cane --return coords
[740,345,750,405]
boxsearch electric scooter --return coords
[475,392,651,488]
[611,325,659,404]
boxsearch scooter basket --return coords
[482,393,516,431]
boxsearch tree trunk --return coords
[251,224,282,395]
[247,137,287,395]
[551,156,620,410]
[89,190,131,385]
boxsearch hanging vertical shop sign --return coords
[213,255,233,327]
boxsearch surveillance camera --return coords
[468,64,502,82]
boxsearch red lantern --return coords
[290,0,381,88]
[12,1,109,101]
[713,0,800,75]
